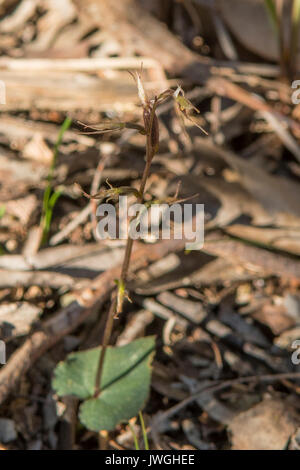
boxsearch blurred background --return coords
[0,0,300,451]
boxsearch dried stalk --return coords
[78,72,206,398]
[93,106,158,397]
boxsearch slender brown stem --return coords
[93,295,116,397]
[120,149,152,281]
[94,131,155,397]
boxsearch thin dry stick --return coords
[50,152,110,245]
[152,371,300,429]
[120,135,154,283]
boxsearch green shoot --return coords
[264,0,279,35]
[42,188,62,240]
[291,0,300,78]
[50,117,72,176]
[40,117,72,244]
[264,0,300,79]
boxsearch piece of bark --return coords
[0,56,160,72]
[157,291,206,324]
[0,115,94,147]
[229,398,299,450]
[0,302,41,339]
[0,269,88,290]
[226,225,300,257]
[219,308,270,348]
[0,0,38,33]
[116,309,154,346]
[253,303,295,336]
[142,298,187,327]
[0,243,116,271]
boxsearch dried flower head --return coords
[173,85,208,135]
[129,68,160,157]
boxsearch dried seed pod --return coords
[149,111,159,155]
[143,105,159,155]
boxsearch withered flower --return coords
[129,70,160,157]
[173,85,208,135]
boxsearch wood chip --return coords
[229,398,299,450]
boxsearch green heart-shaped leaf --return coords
[52,336,155,431]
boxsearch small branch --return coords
[0,57,160,72]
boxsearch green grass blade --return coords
[139,411,149,450]
[50,116,72,176]
[44,190,62,235]
[291,0,300,77]
[40,117,72,244]
[264,0,279,34]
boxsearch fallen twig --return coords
[151,371,300,435]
